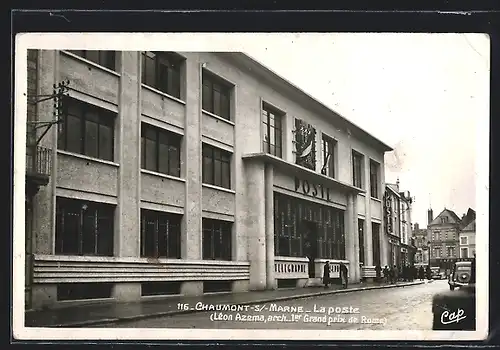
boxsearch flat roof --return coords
[226,53,394,153]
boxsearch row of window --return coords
[55,197,232,260]
[67,50,382,197]
[432,246,456,258]
[68,50,232,121]
[58,97,232,189]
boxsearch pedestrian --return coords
[375,265,381,283]
[383,266,389,283]
[402,265,407,282]
[426,266,431,280]
[323,261,330,288]
[340,262,348,288]
[393,265,399,283]
[418,266,424,281]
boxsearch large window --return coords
[202,144,231,189]
[369,160,380,198]
[140,209,181,259]
[372,222,381,266]
[58,98,115,161]
[358,219,365,264]
[55,197,114,256]
[141,123,181,177]
[68,50,116,71]
[274,192,346,260]
[202,71,231,120]
[141,51,183,99]
[352,150,364,189]
[202,219,232,260]
[321,134,336,178]
[262,103,283,158]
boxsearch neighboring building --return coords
[427,207,462,273]
[383,180,416,268]
[24,49,393,310]
[459,219,476,258]
[412,223,430,265]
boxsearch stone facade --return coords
[24,50,392,309]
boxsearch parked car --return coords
[432,259,475,330]
[448,261,473,291]
[431,267,442,279]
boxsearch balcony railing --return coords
[26,145,52,185]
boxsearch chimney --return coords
[427,208,433,225]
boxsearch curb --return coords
[45,281,425,328]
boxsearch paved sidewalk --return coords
[25,280,428,328]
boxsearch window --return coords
[461,248,468,258]
[202,219,232,260]
[369,160,380,198]
[202,71,231,120]
[68,50,116,71]
[434,247,440,258]
[141,51,183,99]
[58,98,115,161]
[460,236,468,245]
[447,246,454,257]
[202,144,231,189]
[141,124,181,177]
[441,217,448,223]
[358,219,365,264]
[262,103,283,158]
[55,197,114,256]
[352,151,364,188]
[141,209,181,258]
[321,134,336,178]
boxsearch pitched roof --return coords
[429,208,462,226]
[460,208,476,229]
[462,219,476,232]
[385,184,400,197]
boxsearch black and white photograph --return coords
[13,32,489,341]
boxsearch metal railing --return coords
[26,145,52,178]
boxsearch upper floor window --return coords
[460,236,468,245]
[202,218,232,261]
[141,123,181,177]
[68,50,116,71]
[58,97,115,161]
[141,51,183,99]
[262,103,283,158]
[369,160,380,198]
[55,197,114,256]
[352,150,364,189]
[202,71,231,121]
[202,143,231,189]
[141,209,181,259]
[321,134,336,178]
[441,217,448,224]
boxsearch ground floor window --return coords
[358,219,365,264]
[202,219,232,260]
[141,209,182,258]
[57,283,113,301]
[55,197,114,256]
[273,192,345,259]
[372,222,381,266]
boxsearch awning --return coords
[242,152,365,195]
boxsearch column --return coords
[352,193,360,283]
[246,161,267,290]
[364,157,374,267]
[113,51,141,302]
[181,57,203,296]
[31,50,58,308]
[265,164,276,289]
[345,193,359,283]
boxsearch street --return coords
[93,280,446,330]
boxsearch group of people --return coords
[376,264,432,283]
[323,261,348,289]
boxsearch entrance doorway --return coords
[302,220,318,278]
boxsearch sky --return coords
[244,33,489,227]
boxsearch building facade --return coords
[427,207,462,273]
[459,219,476,258]
[412,223,430,265]
[24,50,392,310]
